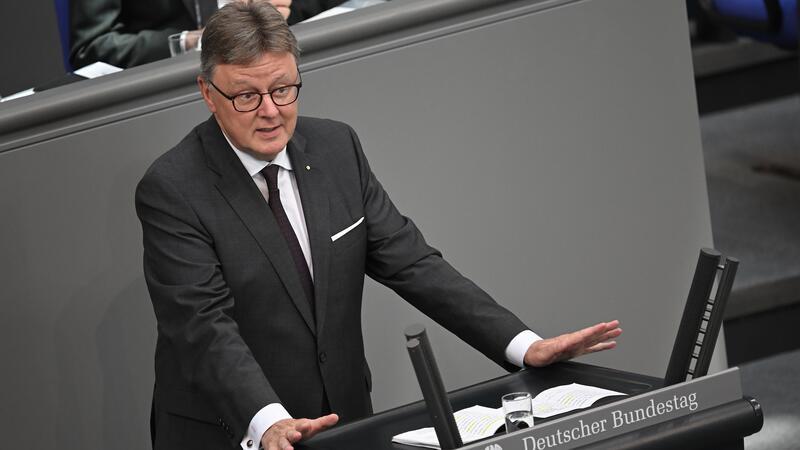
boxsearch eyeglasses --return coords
[207,77,302,112]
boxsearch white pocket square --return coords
[331,217,364,242]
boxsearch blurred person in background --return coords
[69,0,344,69]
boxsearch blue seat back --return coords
[54,0,72,71]
[709,0,797,48]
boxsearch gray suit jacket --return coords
[135,116,528,449]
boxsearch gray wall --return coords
[0,0,719,448]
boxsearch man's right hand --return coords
[261,414,339,450]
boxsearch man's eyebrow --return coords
[226,80,256,91]
[272,74,296,84]
[228,74,297,89]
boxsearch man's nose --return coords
[256,94,280,118]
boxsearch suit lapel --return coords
[288,133,332,337]
[200,117,316,335]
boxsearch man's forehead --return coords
[223,51,296,72]
[218,52,298,84]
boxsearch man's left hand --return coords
[524,320,622,367]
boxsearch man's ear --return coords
[197,75,217,113]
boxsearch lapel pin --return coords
[305,165,311,171]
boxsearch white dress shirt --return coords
[223,137,542,449]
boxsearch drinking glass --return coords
[502,392,534,433]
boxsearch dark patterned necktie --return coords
[262,164,315,311]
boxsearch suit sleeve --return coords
[69,0,182,69]
[345,126,529,371]
[136,164,281,445]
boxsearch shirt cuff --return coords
[504,330,543,368]
[240,403,292,450]
[179,30,189,53]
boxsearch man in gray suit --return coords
[135,3,622,450]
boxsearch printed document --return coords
[531,383,626,418]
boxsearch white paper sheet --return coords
[392,405,505,449]
[73,61,123,79]
[531,383,626,418]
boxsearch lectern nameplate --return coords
[461,368,742,450]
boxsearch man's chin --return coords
[246,142,287,161]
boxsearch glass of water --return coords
[502,392,534,433]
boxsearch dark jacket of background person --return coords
[69,0,219,69]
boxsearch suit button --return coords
[247,439,254,448]
[319,351,327,363]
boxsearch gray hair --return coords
[200,1,300,80]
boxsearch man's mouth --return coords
[256,125,281,137]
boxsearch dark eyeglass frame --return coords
[206,75,303,112]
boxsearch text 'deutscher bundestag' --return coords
[462,368,743,450]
